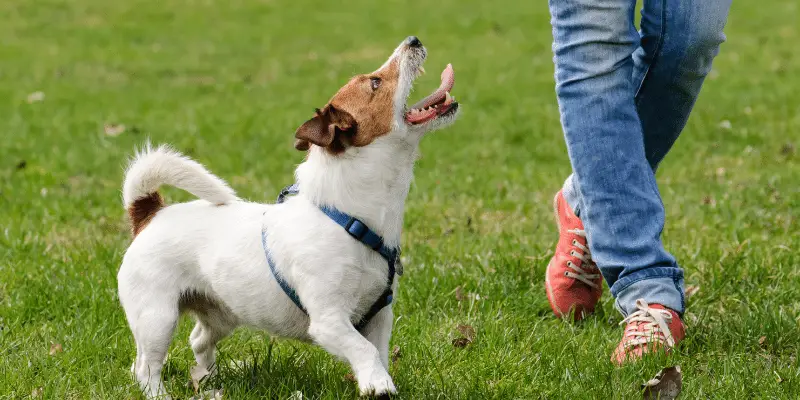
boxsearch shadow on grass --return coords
[160,340,357,399]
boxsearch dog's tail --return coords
[122,144,239,236]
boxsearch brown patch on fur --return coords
[179,289,220,314]
[178,289,238,327]
[295,57,400,153]
[128,192,164,236]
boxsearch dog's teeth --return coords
[419,66,426,75]
[444,91,452,104]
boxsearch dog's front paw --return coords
[357,369,396,398]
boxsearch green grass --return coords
[1,0,798,398]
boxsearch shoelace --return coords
[619,299,676,349]
[563,228,601,289]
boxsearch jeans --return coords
[549,0,731,316]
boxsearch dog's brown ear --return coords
[295,108,335,150]
[294,138,311,151]
[294,106,357,152]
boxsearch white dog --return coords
[118,36,459,398]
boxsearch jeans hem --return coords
[610,267,685,316]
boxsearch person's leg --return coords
[550,0,683,315]
[634,0,732,170]
[566,0,731,204]
[612,0,731,314]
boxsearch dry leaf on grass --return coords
[759,336,767,348]
[685,285,700,299]
[27,91,45,103]
[702,196,716,207]
[455,286,465,302]
[642,366,682,400]
[190,365,211,393]
[104,123,126,137]
[49,343,63,356]
[343,373,356,382]
[452,324,476,348]
[391,345,402,362]
[31,387,44,398]
[457,324,476,340]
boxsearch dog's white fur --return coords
[118,38,458,398]
[122,148,238,209]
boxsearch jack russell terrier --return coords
[118,36,460,398]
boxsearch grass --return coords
[0,0,798,398]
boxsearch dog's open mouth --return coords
[405,64,457,125]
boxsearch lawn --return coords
[0,0,798,398]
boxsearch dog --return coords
[118,36,460,398]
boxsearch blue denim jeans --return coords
[549,0,731,316]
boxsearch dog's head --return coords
[294,36,460,153]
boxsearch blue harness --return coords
[262,184,402,331]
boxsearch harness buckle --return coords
[345,218,368,240]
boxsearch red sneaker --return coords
[545,190,602,321]
[612,299,686,365]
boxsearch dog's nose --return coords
[406,36,423,48]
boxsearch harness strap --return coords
[354,257,396,331]
[265,184,400,331]
[278,185,398,266]
[319,206,397,265]
[261,229,306,313]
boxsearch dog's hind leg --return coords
[189,310,233,375]
[308,311,396,396]
[130,303,178,399]
[120,272,179,400]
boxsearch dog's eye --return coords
[370,77,381,91]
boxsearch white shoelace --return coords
[564,228,601,289]
[619,299,676,349]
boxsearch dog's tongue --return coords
[409,64,455,110]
